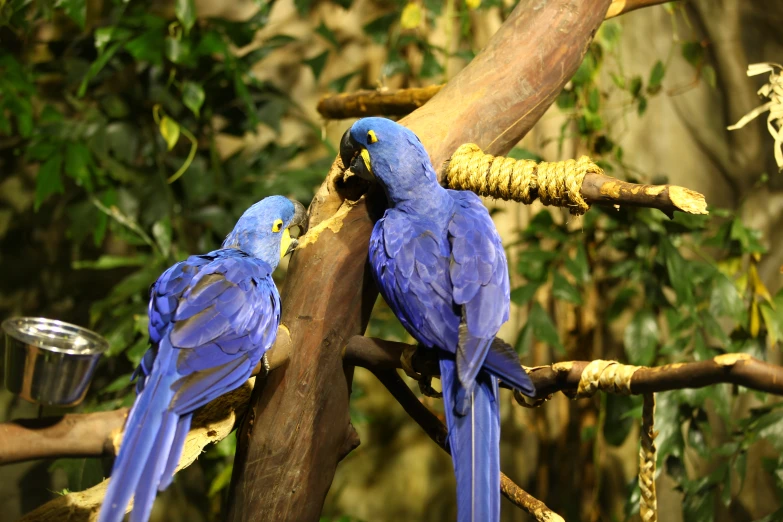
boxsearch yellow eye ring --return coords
[367,130,378,144]
[272,219,283,233]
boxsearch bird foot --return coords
[262,353,270,377]
[417,376,442,399]
[400,345,442,398]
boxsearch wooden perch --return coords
[346,337,783,398]
[17,379,256,522]
[317,85,444,119]
[442,144,707,217]
[15,335,783,521]
[316,0,676,121]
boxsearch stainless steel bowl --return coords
[2,317,109,406]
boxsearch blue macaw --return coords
[340,118,536,522]
[98,196,306,522]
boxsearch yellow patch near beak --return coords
[280,228,292,260]
[361,149,373,175]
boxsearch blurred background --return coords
[2,0,783,521]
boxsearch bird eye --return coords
[367,130,378,144]
[272,219,283,233]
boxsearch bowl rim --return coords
[2,317,109,355]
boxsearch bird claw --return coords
[400,344,423,381]
[401,345,442,398]
[262,353,270,377]
[417,376,442,399]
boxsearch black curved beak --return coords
[285,199,308,256]
[339,128,373,181]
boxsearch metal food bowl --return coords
[2,317,108,407]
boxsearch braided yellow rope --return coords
[561,359,641,398]
[445,144,598,215]
[639,393,658,522]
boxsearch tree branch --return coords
[316,0,675,121]
[371,369,564,522]
[17,379,256,522]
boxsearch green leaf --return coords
[59,0,87,29]
[508,147,543,162]
[175,0,197,34]
[94,26,133,52]
[182,81,205,117]
[564,244,589,284]
[587,87,600,113]
[208,464,234,496]
[159,117,180,151]
[363,13,398,44]
[702,64,717,89]
[304,50,329,81]
[152,219,172,257]
[529,302,563,353]
[315,21,338,47]
[328,71,358,93]
[637,95,648,116]
[556,90,577,110]
[100,373,134,393]
[603,394,637,446]
[709,273,744,320]
[78,40,125,97]
[48,458,104,491]
[72,255,148,270]
[64,142,93,190]
[420,49,444,79]
[552,271,582,304]
[623,309,659,366]
[681,41,703,67]
[35,155,64,210]
[510,282,540,306]
[164,37,193,66]
[607,287,636,322]
[629,75,643,97]
[647,60,665,94]
[125,30,164,65]
[660,236,693,306]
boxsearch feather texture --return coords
[100,248,281,522]
[353,117,536,522]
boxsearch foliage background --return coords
[2,0,783,521]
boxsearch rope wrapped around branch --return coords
[525,359,657,521]
[444,144,596,215]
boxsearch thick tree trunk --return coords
[225,1,611,520]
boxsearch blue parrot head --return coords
[223,195,308,268]
[339,117,438,204]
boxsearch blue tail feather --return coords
[99,344,181,522]
[440,357,500,522]
[158,414,192,491]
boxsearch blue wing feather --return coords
[100,249,280,522]
[369,189,534,522]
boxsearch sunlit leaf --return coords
[176,0,197,34]
[159,117,180,151]
[401,3,423,29]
